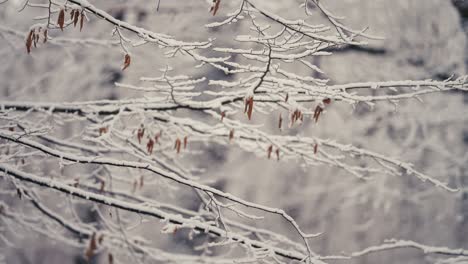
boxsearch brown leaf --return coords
[323,98,331,105]
[43,29,48,43]
[267,145,273,159]
[108,253,114,264]
[212,0,221,16]
[26,30,33,54]
[73,10,79,27]
[146,138,154,154]
[154,132,161,144]
[220,111,226,122]
[122,54,131,71]
[291,110,302,126]
[313,143,318,154]
[275,149,280,161]
[57,9,65,31]
[33,33,39,47]
[132,180,137,194]
[137,126,145,144]
[174,138,181,154]
[99,181,105,192]
[285,93,289,102]
[278,114,283,130]
[70,9,75,23]
[85,233,97,261]
[246,97,254,120]
[183,136,188,149]
[293,110,301,122]
[244,98,248,113]
[80,11,85,31]
[99,127,108,136]
[313,105,323,123]
[229,129,234,141]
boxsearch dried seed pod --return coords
[275,149,280,161]
[313,143,318,154]
[183,136,188,149]
[323,98,331,105]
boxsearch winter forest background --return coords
[0,0,468,263]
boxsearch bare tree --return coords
[0,1,467,263]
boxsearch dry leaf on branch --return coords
[137,125,145,143]
[85,233,97,261]
[57,9,65,31]
[313,105,323,123]
[244,96,254,120]
[210,0,221,16]
[278,114,283,130]
[267,145,273,159]
[122,54,131,70]
[80,11,85,31]
[25,30,34,54]
[174,138,181,154]
[147,138,154,154]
